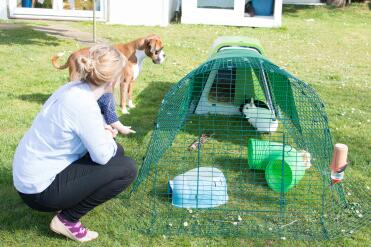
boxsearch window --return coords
[16,0,101,10]
[10,0,105,20]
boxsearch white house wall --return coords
[0,0,8,20]
[182,0,283,28]
[108,0,176,26]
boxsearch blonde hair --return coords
[78,44,126,86]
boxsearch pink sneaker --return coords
[50,214,98,242]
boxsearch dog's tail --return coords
[51,52,69,70]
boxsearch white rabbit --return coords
[242,98,278,133]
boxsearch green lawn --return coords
[0,4,370,247]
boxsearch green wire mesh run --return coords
[130,46,369,240]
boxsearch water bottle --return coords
[330,143,348,185]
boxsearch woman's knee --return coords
[109,156,137,183]
[120,157,137,183]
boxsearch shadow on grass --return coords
[282,4,337,17]
[0,26,61,46]
[283,5,316,16]
[18,93,52,105]
[214,156,269,190]
[181,115,263,147]
[119,81,174,143]
[0,167,55,238]
[0,165,12,186]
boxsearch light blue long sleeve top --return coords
[13,82,117,194]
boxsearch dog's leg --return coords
[120,79,130,114]
[128,80,136,109]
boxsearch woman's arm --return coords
[68,101,118,165]
[79,118,117,165]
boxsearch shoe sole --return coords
[50,216,98,243]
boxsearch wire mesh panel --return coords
[131,47,369,240]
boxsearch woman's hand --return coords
[119,125,136,135]
[104,125,118,138]
[110,121,136,135]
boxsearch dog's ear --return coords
[146,38,157,54]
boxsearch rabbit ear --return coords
[249,98,255,108]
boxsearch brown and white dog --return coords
[51,35,165,114]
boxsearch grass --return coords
[0,3,370,246]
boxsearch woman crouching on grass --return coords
[12,44,137,242]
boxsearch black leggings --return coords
[18,144,137,222]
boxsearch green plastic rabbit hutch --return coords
[131,37,369,239]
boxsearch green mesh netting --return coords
[130,47,369,240]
